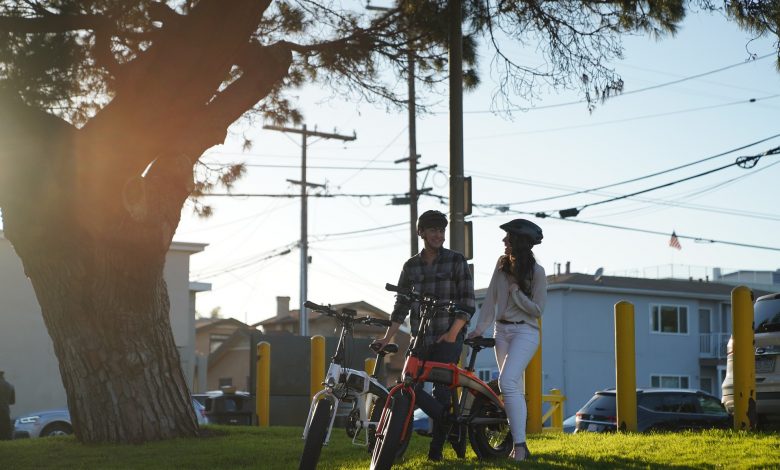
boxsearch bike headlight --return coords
[18,415,40,424]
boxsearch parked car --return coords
[199,387,254,425]
[575,388,730,433]
[13,409,72,439]
[14,398,208,438]
[722,292,780,426]
[412,408,433,436]
[562,414,576,433]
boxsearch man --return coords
[0,370,15,440]
[372,209,475,461]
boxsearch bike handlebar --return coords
[385,283,470,315]
[304,300,392,328]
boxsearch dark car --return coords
[575,388,730,433]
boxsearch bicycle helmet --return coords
[417,210,448,230]
[500,219,543,245]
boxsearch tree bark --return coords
[18,234,199,443]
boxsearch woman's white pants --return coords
[494,322,540,445]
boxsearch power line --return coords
[547,146,780,217]
[462,52,776,114]
[485,209,780,253]
[200,191,405,198]
[476,132,780,207]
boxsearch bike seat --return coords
[465,336,495,349]
[381,343,399,354]
[372,343,399,355]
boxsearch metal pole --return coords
[731,285,756,430]
[614,300,637,432]
[408,49,419,256]
[300,125,308,337]
[448,0,465,254]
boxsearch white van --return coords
[722,293,780,427]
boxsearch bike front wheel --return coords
[467,381,512,459]
[368,394,412,459]
[370,390,412,470]
[299,399,333,470]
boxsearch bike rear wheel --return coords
[299,399,333,470]
[370,390,412,470]
[468,381,512,459]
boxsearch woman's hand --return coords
[509,283,520,293]
[466,330,482,340]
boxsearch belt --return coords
[497,319,525,325]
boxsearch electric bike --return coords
[299,300,409,470]
[370,284,512,469]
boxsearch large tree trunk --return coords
[17,232,198,443]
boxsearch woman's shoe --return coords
[511,442,531,461]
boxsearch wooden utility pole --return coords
[262,124,356,337]
[448,0,465,255]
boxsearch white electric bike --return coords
[299,300,409,470]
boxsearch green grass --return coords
[1,426,778,469]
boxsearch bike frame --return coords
[376,287,505,442]
[302,305,393,447]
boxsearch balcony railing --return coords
[699,333,730,358]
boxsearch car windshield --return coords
[755,297,780,333]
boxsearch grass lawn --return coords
[1,425,778,469]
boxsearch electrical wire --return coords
[462,52,776,114]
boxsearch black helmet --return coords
[418,210,448,230]
[500,219,543,245]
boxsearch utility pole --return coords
[448,0,465,255]
[368,3,420,257]
[262,124,356,337]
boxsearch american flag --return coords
[669,231,682,250]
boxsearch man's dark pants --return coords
[413,336,463,456]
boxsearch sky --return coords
[173,10,780,325]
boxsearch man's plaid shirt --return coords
[391,247,476,345]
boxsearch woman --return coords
[468,218,546,461]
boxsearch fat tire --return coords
[468,380,512,459]
[299,399,333,470]
[370,390,412,470]
[368,395,411,459]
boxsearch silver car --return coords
[13,398,208,438]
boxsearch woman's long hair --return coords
[499,233,536,297]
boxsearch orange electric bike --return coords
[370,283,512,469]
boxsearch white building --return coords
[0,232,208,416]
[471,270,777,417]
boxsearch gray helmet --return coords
[500,219,543,245]
[418,210,448,230]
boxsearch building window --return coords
[209,333,231,353]
[650,304,688,334]
[477,369,494,382]
[650,374,689,389]
[700,377,713,395]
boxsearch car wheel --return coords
[41,422,72,437]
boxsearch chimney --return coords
[565,261,571,274]
[276,296,290,318]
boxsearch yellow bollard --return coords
[550,389,563,430]
[732,286,756,431]
[256,341,270,427]
[525,318,543,434]
[614,301,637,432]
[365,357,377,376]
[310,335,326,400]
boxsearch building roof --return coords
[258,300,390,326]
[543,272,774,300]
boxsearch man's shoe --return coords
[428,448,443,462]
